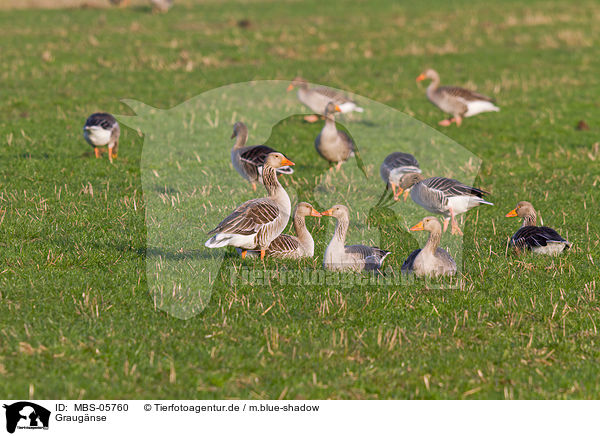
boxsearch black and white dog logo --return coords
[3,402,50,434]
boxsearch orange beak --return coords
[410,221,424,231]
[321,209,333,216]
[310,208,322,217]
[416,73,426,82]
[286,84,294,92]
[334,105,342,112]
[505,209,518,218]
[280,157,295,166]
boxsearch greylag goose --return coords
[205,153,294,260]
[237,202,321,259]
[398,173,493,236]
[287,77,364,123]
[83,113,120,163]
[321,204,390,272]
[150,0,173,13]
[416,69,499,127]
[314,102,355,171]
[505,201,571,255]
[380,152,421,201]
[230,121,294,191]
[401,217,456,277]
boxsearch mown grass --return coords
[0,0,599,399]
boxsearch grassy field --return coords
[1,0,599,399]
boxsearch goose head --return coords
[287,76,308,91]
[320,204,349,220]
[324,101,341,118]
[264,152,295,169]
[231,121,248,139]
[296,202,322,218]
[410,216,442,233]
[505,201,535,218]
[416,68,439,83]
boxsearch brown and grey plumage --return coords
[238,202,321,259]
[287,77,364,122]
[230,121,294,191]
[321,204,390,272]
[401,217,456,277]
[83,112,120,163]
[505,201,571,255]
[398,173,493,236]
[205,153,294,259]
[314,102,355,171]
[416,69,499,127]
[380,152,421,201]
[150,0,173,13]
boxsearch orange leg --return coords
[260,249,266,260]
[454,116,463,127]
[94,148,102,158]
[304,115,320,123]
[241,250,247,259]
[335,161,343,171]
[403,189,410,201]
[251,182,257,191]
[438,118,453,126]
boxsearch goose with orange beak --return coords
[416,69,499,127]
[230,121,294,191]
[505,201,571,255]
[380,152,421,201]
[321,204,390,272]
[287,77,364,123]
[315,102,356,171]
[205,153,294,260]
[401,217,456,277]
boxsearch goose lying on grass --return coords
[287,76,364,123]
[205,153,294,260]
[315,102,355,171]
[321,204,390,272]
[380,152,421,201]
[401,216,456,277]
[83,113,120,163]
[237,202,321,259]
[416,69,499,127]
[505,201,571,255]
[398,173,493,236]
[230,121,294,191]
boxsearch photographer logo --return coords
[3,402,50,434]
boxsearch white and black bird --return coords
[83,113,120,163]
[380,152,421,201]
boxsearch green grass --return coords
[1,0,599,399]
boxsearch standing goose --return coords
[230,121,294,191]
[416,69,499,127]
[398,173,493,236]
[205,153,294,260]
[321,204,390,272]
[238,202,321,259]
[380,152,421,201]
[401,217,456,277]
[315,102,355,171]
[287,77,364,123]
[505,201,571,255]
[83,113,120,163]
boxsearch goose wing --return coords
[511,226,570,250]
[208,198,280,236]
[85,112,118,130]
[424,177,488,199]
[439,86,494,103]
[267,234,300,256]
[401,249,421,273]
